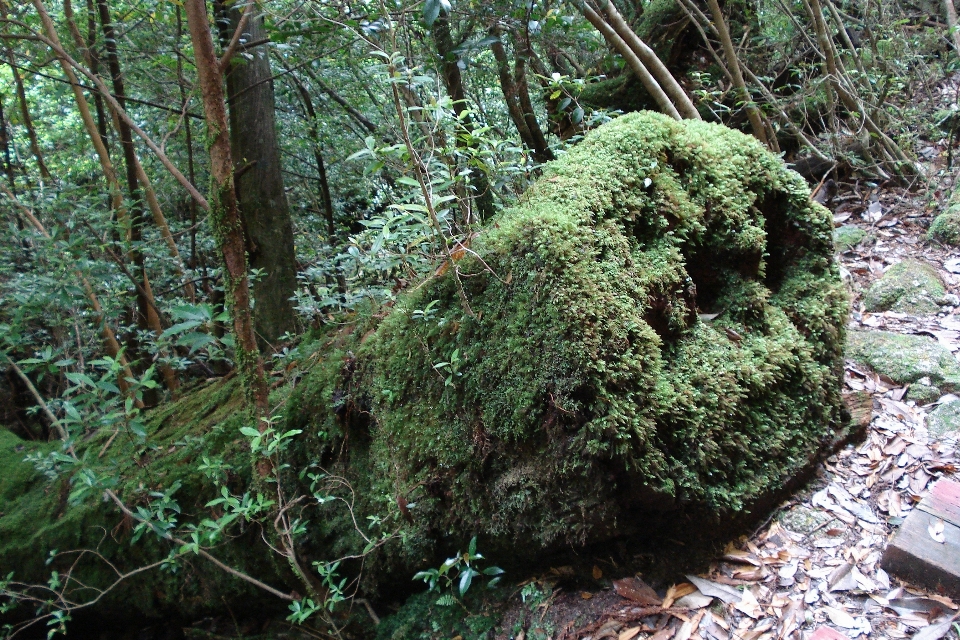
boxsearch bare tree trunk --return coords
[432,12,495,222]
[944,0,960,56]
[513,33,555,162]
[577,2,681,120]
[489,26,538,154]
[183,0,268,416]
[289,73,336,240]
[590,0,701,119]
[0,8,51,180]
[704,0,769,146]
[216,0,298,348]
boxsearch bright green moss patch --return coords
[288,112,849,580]
[846,330,960,391]
[834,225,867,251]
[929,210,960,246]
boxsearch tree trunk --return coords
[513,36,555,162]
[589,0,700,119]
[217,0,298,348]
[183,0,268,415]
[704,0,769,147]
[289,73,336,240]
[577,2,681,120]
[432,12,495,222]
[489,26,538,155]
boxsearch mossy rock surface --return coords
[928,398,960,436]
[929,210,960,246]
[0,378,292,626]
[834,225,867,251]
[862,260,947,315]
[846,330,960,391]
[288,111,849,584]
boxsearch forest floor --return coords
[464,166,960,639]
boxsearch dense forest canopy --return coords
[0,0,959,635]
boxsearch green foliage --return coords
[412,536,504,606]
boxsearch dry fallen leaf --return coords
[911,614,960,640]
[618,626,641,640]
[824,606,858,628]
[734,588,762,618]
[613,577,661,606]
[928,519,945,543]
[580,591,593,600]
[674,610,706,640]
[686,575,742,604]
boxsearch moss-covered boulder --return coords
[928,398,960,436]
[288,112,850,582]
[834,225,867,251]
[846,330,960,395]
[929,207,960,246]
[0,379,291,627]
[863,260,947,315]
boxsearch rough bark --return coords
[217,0,298,347]
[183,0,268,415]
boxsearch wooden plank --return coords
[882,479,960,598]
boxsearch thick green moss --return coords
[834,225,867,251]
[929,210,960,246]
[288,112,849,581]
[863,259,947,315]
[0,378,291,624]
[846,330,960,392]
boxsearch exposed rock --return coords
[862,260,947,315]
[834,225,867,251]
[927,397,960,436]
[846,330,960,391]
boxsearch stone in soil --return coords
[833,225,868,251]
[862,259,948,315]
[928,397,960,436]
[846,330,960,392]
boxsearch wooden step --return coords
[881,478,960,598]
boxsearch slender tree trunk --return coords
[0,10,51,180]
[216,0,297,348]
[589,0,700,119]
[513,36,554,162]
[489,26,538,154]
[183,0,268,415]
[704,0,769,146]
[432,12,495,222]
[944,0,960,56]
[175,4,202,278]
[290,74,336,239]
[86,0,109,153]
[577,2,681,120]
